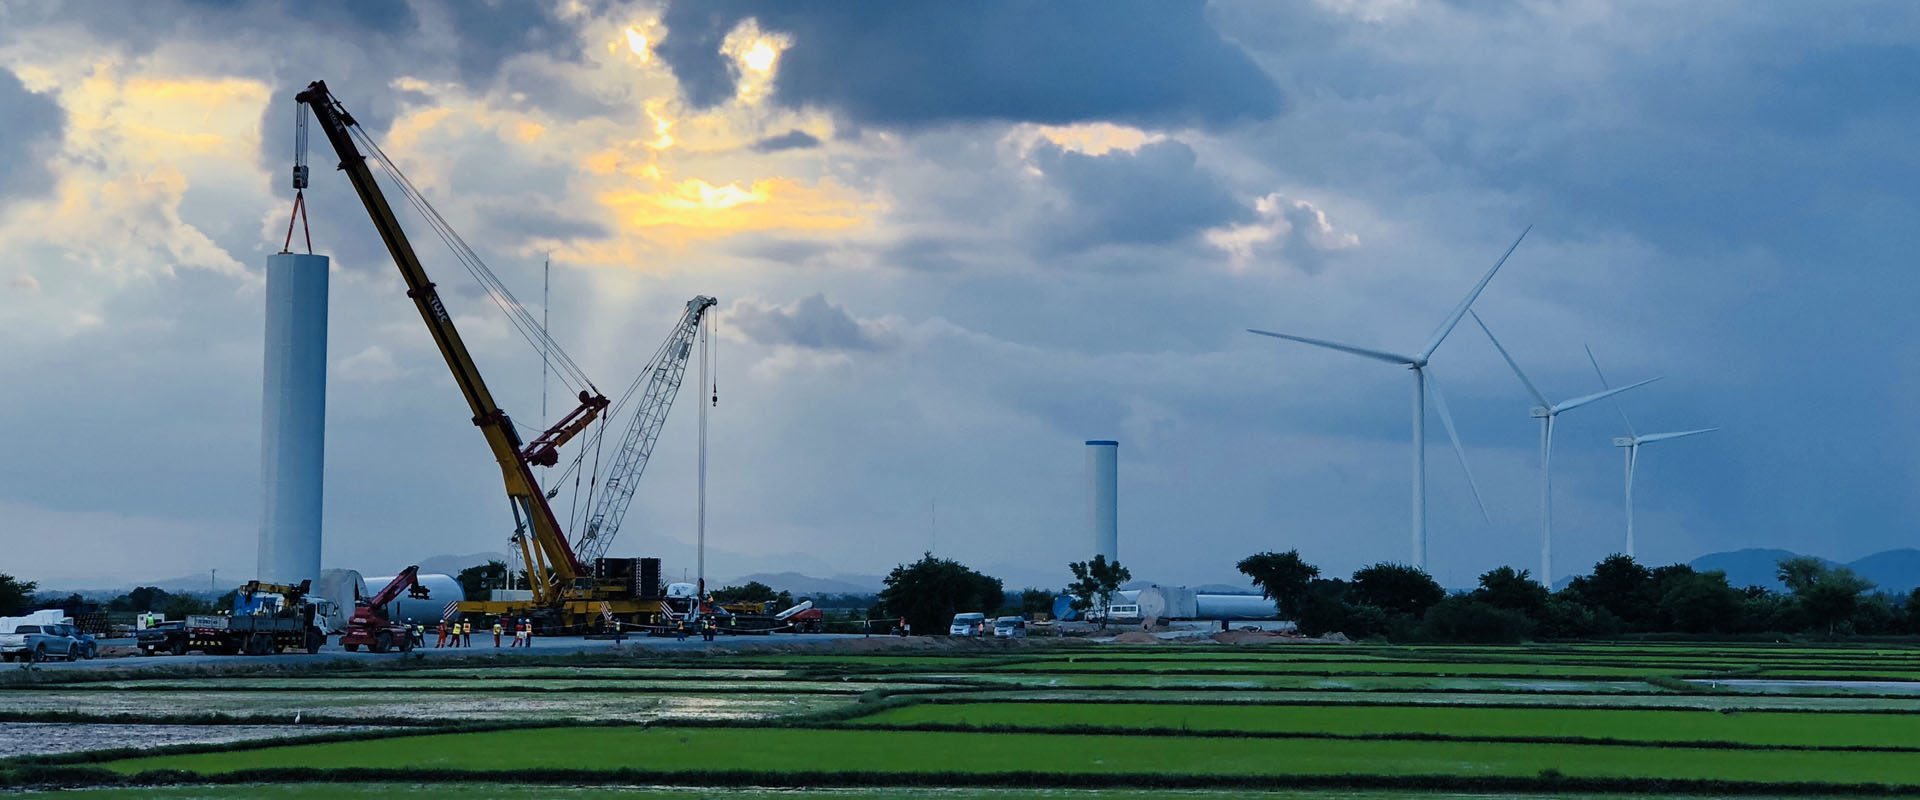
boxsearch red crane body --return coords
[341,566,430,654]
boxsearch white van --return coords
[949,612,986,636]
[992,616,1027,639]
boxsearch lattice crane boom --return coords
[574,295,717,562]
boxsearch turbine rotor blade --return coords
[1471,310,1549,407]
[1638,427,1719,444]
[1585,344,1636,437]
[1247,329,1418,365]
[1554,376,1661,414]
[1423,366,1491,523]
[1418,226,1531,361]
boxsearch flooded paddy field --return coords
[6,639,1919,796]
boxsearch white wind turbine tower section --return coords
[1471,312,1658,586]
[1587,346,1717,559]
[1247,228,1531,570]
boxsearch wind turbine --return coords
[1586,346,1717,559]
[1470,312,1658,586]
[1248,227,1530,570]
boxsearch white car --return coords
[949,612,986,636]
[992,616,1027,639]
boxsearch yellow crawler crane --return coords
[298,80,704,630]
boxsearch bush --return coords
[1415,597,1532,643]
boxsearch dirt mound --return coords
[1110,631,1160,644]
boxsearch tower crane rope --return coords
[571,295,717,562]
[345,124,595,395]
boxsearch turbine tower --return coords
[1248,227,1530,570]
[1586,346,1717,559]
[1472,312,1658,586]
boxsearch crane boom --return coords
[295,80,604,607]
[575,295,716,563]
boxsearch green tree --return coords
[1294,578,1354,638]
[876,553,1004,635]
[455,561,525,601]
[162,593,218,618]
[1777,556,1874,634]
[1471,566,1548,618]
[1564,555,1654,627]
[0,573,37,616]
[1349,563,1444,618]
[1236,550,1320,618]
[1417,596,1532,643]
[712,581,794,612]
[1018,589,1058,617]
[1654,569,1742,634]
[109,586,172,613]
[1066,555,1131,626]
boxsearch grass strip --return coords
[84,726,1920,785]
[13,764,1920,796]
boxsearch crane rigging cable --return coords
[343,123,596,395]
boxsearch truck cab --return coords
[0,623,76,662]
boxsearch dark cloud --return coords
[474,203,610,246]
[1028,140,1249,254]
[0,69,64,202]
[751,129,822,153]
[728,294,889,351]
[657,0,1281,129]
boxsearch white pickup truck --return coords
[0,622,81,662]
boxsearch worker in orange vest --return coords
[462,620,473,647]
[435,619,448,648]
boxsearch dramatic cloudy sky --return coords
[3,0,1917,591]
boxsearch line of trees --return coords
[1239,550,1920,642]
[0,573,222,619]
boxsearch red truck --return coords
[340,566,431,653]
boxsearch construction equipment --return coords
[296,81,707,631]
[575,295,716,563]
[341,565,430,653]
[183,580,325,655]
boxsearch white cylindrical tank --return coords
[366,573,464,625]
[1085,440,1118,561]
[258,253,329,587]
[1194,594,1279,620]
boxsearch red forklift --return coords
[341,566,431,653]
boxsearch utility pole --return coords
[931,498,937,554]
[696,312,709,602]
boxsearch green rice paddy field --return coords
[5,640,1920,798]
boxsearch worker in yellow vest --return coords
[492,620,503,647]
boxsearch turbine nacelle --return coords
[1613,437,1636,447]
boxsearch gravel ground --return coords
[0,722,382,759]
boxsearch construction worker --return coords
[675,619,687,641]
[702,619,716,642]
[462,620,473,647]
[435,619,448,648]
[613,619,624,644]
[492,619,503,647]
[523,619,534,647]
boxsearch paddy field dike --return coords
[5,638,1920,798]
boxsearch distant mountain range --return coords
[1688,548,1920,595]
